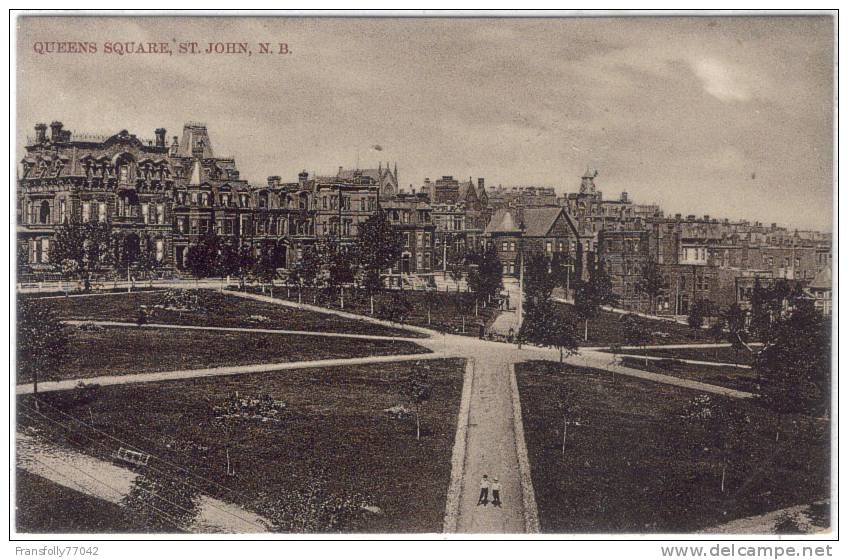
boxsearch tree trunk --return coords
[720,463,727,493]
[340,286,344,309]
[370,295,374,315]
[427,307,431,325]
[416,404,421,441]
[562,416,567,455]
[584,319,589,342]
[33,373,39,411]
[461,315,465,333]
[559,347,563,363]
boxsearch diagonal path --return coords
[15,352,451,395]
[62,320,424,343]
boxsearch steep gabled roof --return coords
[484,208,521,234]
[809,265,832,290]
[521,206,566,237]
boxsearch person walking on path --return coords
[477,474,490,506]
[491,477,502,508]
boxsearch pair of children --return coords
[476,474,501,507]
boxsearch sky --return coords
[16,15,835,231]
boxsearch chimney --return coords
[298,170,309,187]
[424,177,430,184]
[169,135,179,157]
[34,123,47,143]
[49,121,63,141]
[155,128,166,147]
[338,166,343,177]
[267,175,281,188]
[478,178,485,191]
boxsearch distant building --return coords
[483,206,581,277]
[805,265,832,316]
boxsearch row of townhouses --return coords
[17,120,832,315]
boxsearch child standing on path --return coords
[491,477,502,507]
[477,474,490,505]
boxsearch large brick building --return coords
[16,120,433,280]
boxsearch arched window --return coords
[39,201,51,224]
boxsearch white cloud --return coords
[690,57,752,102]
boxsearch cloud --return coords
[690,57,753,102]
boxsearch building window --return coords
[546,241,552,253]
[142,203,149,224]
[98,202,107,222]
[40,238,50,263]
[39,200,51,224]
[155,239,165,262]
[59,199,67,224]
[502,241,508,251]
[510,241,516,251]
[82,202,91,222]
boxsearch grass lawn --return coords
[30,290,419,338]
[553,301,714,346]
[253,286,499,336]
[615,355,760,394]
[16,325,428,385]
[517,361,829,533]
[16,468,149,533]
[17,358,465,533]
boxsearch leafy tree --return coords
[756,301,830,415]
[377,290,413,324]
[252,241,280,296]
[290,244,322,295]
[452,291,475,333]
[557,384,576,455]
[724,303,749,363]
[707,315,727,361]
[621,313,651,366]
[421,288,439,326]
[682,394,750,493]
[635,259,667,314]
[446,246,467,292]
[17,244,29,273]
[185,232,223,280]
[357,211,402,293]
[406,363,432,440]
[135,234,165,283]
[253,465,372,532]
[17,298,69,401]
[122,471,201,532]
[219,241,255,288]
[688,298,714,329]
[573,260,617,341]
[523,252,558,306]
[466,245,503,305]
[50,222,114,291]
[519,300,579,362]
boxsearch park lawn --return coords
[517,361,829,533]
[30,290,419,338]
[16,325,428,384]
[253,286,500,337]
[615,355,760,394]
[604,345,757,366]
[16,468,150,533]
[16,358,466,533]
[553,301,714,346]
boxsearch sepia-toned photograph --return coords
[11,11,836,539]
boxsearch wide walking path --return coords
[16,431,270,533]
[454,353,528,533]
